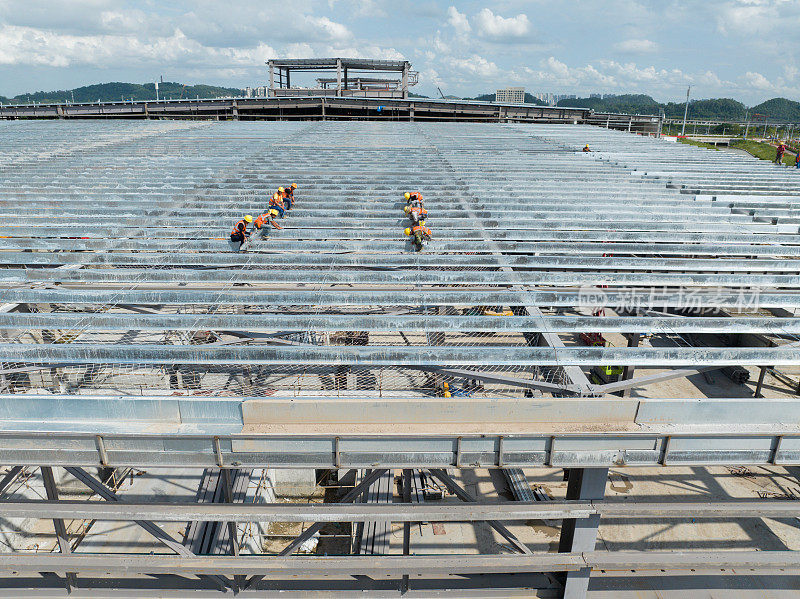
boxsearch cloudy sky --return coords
[0,0,798,103]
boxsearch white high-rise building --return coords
[495,87,525,104]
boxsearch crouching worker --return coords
[252,209,283,240]
[404,222,431,252]
[269,192,286,218]
[281,183,297,210]
[230,215,253,250]
[404,203,428,224]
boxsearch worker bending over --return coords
[280,183,297,210]
[404,223,432,252]
[253,209,283,239]
[583,144,591,152]
[230,215,253,249]
[404,203,428,224]
[269,192,285,218]
[404,191,423,205]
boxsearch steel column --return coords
[558,468,608,599]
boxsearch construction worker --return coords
[775,142,787,165]
[281,183,297,210]
[230,215,253,248]
[403,191,423,205]
[404,203,428,224]
[583,144,591,152]
[252,209,283,239]
[404,222,431,251]
[269,192,285,218]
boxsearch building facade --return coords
[495,87,525,104]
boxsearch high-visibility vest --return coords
[231,220,247,236]
[412,225,431,236]
[254,214,268,228]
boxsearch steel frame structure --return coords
[1,120,800,597]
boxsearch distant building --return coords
[590,93,601,99]
[495,87,525,104]
[245,87,253,98]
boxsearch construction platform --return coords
[1,120,800,597]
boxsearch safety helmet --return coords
[291,183,297,189]
[443,382,449,389]
[403,205,410,213]
[278,187,285,193]
[404,228,411,236]
[270,209,279,217]
[419,220,425,226]
[404,192,411,200]
[244,215,253,223]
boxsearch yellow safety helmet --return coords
[269,209,279,217]
[419,220,425,226]
[443,382,449,389]
[278,187,285,193]
[291,183,297,189]
[403,205,410,213]
[444,391,451,398]
[244,215,253,223]
[404,228,411,236]
[404,192,411,200]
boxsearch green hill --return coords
[2,81,245,104]
[662,98,747,120]
[749,98,800,121]
[558,94,662,115]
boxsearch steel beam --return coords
[2,288,794,309]
[428,469,533,555]
[6,267,800,287]
[63,467,229,591]
[243,467,389,590]
[3,499,797,521]
[3,343,798,366]
[2,551,800,576]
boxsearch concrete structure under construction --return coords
[266,58,417,99]
[1,120,800,597]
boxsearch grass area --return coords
[677,138,720,150]
[730,139,797,166]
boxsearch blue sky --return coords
[0,0,798,104]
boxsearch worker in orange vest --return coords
[269,192,285,218]
[252,209,283,239]
[230,215,253,249]
[404,203,428,224]
[404,223,431,251]
[280,183,298,210]
[404,191,423,205]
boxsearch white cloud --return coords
[0,24,275,69]
[304,16,351,42]
[445,54,499,78]
[716,0,800,35]
[743,71,773,89]
[614,38,658,54]
[446,6,471,35]
[473,8,530,39]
